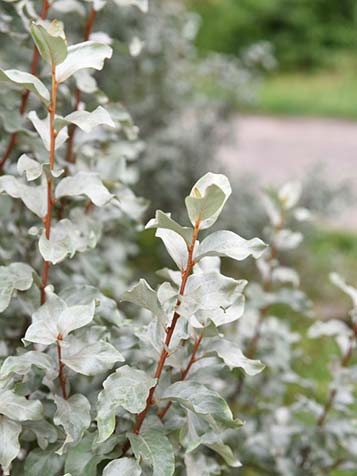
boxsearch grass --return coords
[250,53,357,120]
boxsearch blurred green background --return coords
[188,0,357,118]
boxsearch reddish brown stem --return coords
[131,220,201,436]
[0,0,50,172]
[158,335,203,420]
[56,336,67,399]
[40,65,58,302]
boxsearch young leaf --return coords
[24,291,95,346]
[185,173,231,229]
[128,429,175,476]
[55,172,113,207]
[96,365,156,442]
[103,458,142,476]
[0,69,50,104]
[196,230,267,262]
[56,41,112,82]
[0,389,43,421]
[30,20,68,66]
[121,279,167,325]
[54,394,91,454]
[145,210,193,245]
[156,228,188,271]
[0,262,34,312]
[161,381,241,430]
[0,416,21,475]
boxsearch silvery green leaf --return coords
[0,262,34,312]
[156,228,188,271]
[103,458,142,476]
[273,229,303,250]
[0,175,47,217]
[24,290,95,346]
[55,106,115,133]
[113,0,148,12]
[185,173,231,229]
[194,294,245,327]
[0,416,21,475]
[24,448,64,476]
[39,218,99,265]
[0,389,42,421]
[23,420,58,450]
[61,339,124,376]
[145,210,193,245]
[196,230,267,262]
[74,70,98,94]
[330,272,357,306]
[308,320,351,338]
[55,172,113,206]
[56,41,112,82]
[0,351,55,380]
[0,69,50,104]
[17,154,43,181]
[52,0,86,15]
[180,272,246,318]
[115,186,148,221]
[121,279,167,325]
[28,111,68,151]
[208,338,265,375]
[54,394,91,454]
[294,207,312,221]
[161,381,241,430]
[96,365,156,442]
[278,181,301,209]
[129,429,174,476]
[30,20,67,66]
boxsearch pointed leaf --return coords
[56,41,112,82]
[31,20,67,66]
[0,69,50,104]
[0,262,34,312]
[0,416,21,475]
[55,172,113,206]
[145,210,193,245]
[28,111,68,151]
[55,106,115,133]
[156,228,188,271]
[0,175,47,218]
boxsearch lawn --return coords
[252,54,357,120]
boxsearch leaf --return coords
[129,429,174,476]
[0,262,34,312]
[194,294,245,328]
[30,20,67,66]
[121,279,167,325]
[113,0,148,12]
[96,365,156,442]
[17,154,43,181]
[180,272,246,318]
[0,175,48,218]
[23,420,58,450]
[196,230,267,262]
[0,416,21,475]
[208,338,265,375]
[0,389,43,421]
[56,41,112,82]
[273,229,303,250]
[61,339,124,376]
[278,181,301,209]
[145,210,193,245]
[54,394,91,454]
[0,68,50,104]
[28,111,68,151]
[185,173,231,229]
[161,381,241,430]
[0,351,55,380]
[308,320,351,338]
[24,290,95,346]
[64,433,104,476]
[24,448,64,476]
[103,458,142,476]
[55,106,115,133]
[39,218,100,265]
[55,172,113,206]
[156,229,188,271]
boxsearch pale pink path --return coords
[218,115,357,229]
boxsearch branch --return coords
[0,0,50,173]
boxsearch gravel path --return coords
[218,115,357,229]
